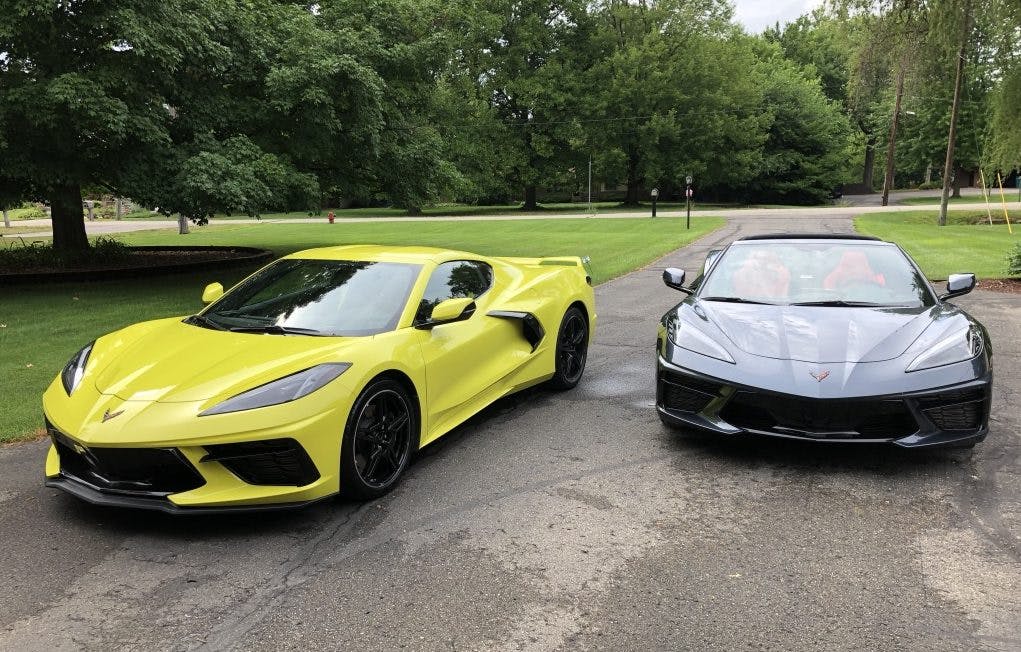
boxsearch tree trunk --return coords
[178,215,190,235]
[116,198,122,220]
[406,206,422,216]
[523,186,538,211]
[939,0,972,226]
[624,182,640,206]
[882,64,906,206]
[2,209,9,228]
[623,151,641,207]
[51,183,89,256]
[862,137,876,191]
[952,167,962,198]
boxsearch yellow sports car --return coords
[43,245,595,512]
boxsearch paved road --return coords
[1,212,1019,651]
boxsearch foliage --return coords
[746,44,852,203]
[0,236,129,268]
[580,1,766,204]
[1008,242,1021,277]
[3,0,1021,256]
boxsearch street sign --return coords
[686,188,693,198]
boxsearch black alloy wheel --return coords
[549,306,588,390]
[341,379,416,499]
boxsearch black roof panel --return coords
[737,233,882,242]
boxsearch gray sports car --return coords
[656,234,991,448]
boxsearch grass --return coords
[854,209,1021,279]
[898,193,1021,206]
[0,216,723,443]
[3,207,48,221]
[1,226,53,236]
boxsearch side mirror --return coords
[663,268,692,294]
[939,273,976,301]
[419,297,476,329]
[202,282,224,304]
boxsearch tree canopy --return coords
[2,0,1020,253]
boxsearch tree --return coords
[981,0,1021,172]
[442,0,589,210]
[746,44,852,204]
[581,0,764,205]
[0,0,331,254]
[936,0,974,226]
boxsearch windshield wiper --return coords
[228,324,324,336]
[700,296,777,305]
[183,314,227,331]
[789,300,885,307]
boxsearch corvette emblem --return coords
[809,370,831,383]
[102,408,125,422]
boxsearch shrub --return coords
[917,181,941,190]
[1008,242,1021,277]
[0,236,130,269]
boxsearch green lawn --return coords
[0,216,723,443]
[897,193,1021,206]
[855,209,1021,279]
[1,226,53,236]
[4,207,50,220]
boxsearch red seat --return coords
[823,251,885,290]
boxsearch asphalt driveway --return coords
[1,212,1019,651]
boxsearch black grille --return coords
[49,424,204,496]
[720,392,918,439]
[202,438,320,486]
[659,371,723,413]
[919,387,988,431]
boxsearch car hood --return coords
[695,301,941,364]
[92,318,360,403]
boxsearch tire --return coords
[340,378,417,500]
[548,306,589,390]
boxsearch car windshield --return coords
[698,241,934,307]
[197,259,421,336]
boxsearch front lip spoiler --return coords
[46,475,332,515]
[656,406,987,448]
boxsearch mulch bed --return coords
[976,278,1021,295]
[1,249,238,274]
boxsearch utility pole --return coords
[938,0,972,227]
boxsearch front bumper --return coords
[43,408,342,512]
[656,357,991,448]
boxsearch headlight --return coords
[200,363,351,416]
[666,314,735,364]
[906,327,983,372]
[61,342,95,395]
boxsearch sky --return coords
[731,0,825,33]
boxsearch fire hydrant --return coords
[327,211,335,224]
